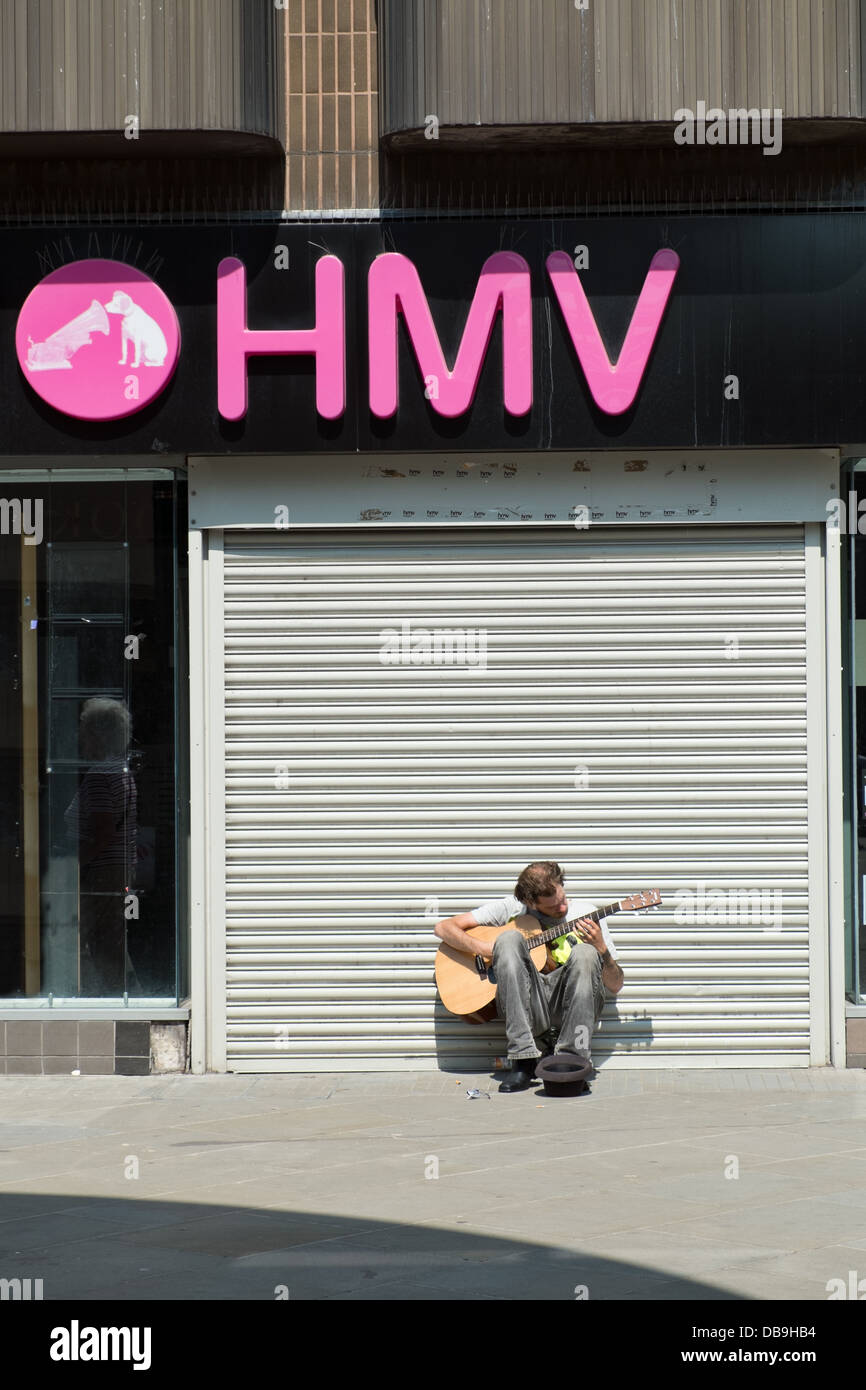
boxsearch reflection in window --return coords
[64,698,137,996]
[0,477,185,1001]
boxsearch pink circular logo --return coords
[16,259,180,421]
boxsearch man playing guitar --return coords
[434,860,624,1092]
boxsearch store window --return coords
[0,472,187,1002]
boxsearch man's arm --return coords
[573,917,625,995]
[599,950,625,995]
[434,912,502,960]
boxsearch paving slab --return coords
[462,1188,726,1241]
[633,1168,822,1208]
[706,1244,866,1299]
[569,1229,795,1282]
[680,1126,866,1160]
[663,1198,866,1252]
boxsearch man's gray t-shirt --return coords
[471,895,617,958]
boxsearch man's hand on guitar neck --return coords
[572,916,605,953]
[434,912,501,959]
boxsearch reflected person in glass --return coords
[64,698,138,996]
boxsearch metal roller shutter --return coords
[222,524,812,1070]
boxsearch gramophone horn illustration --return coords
[25,298,110,371]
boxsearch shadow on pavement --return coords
[0,1193,745,1301]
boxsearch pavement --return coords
[1,1065,865,1301]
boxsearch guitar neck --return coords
[523,902,622,951]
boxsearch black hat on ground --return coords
[534,1051,593,1097]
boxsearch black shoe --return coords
[499,1058,539,1093]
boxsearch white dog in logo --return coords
[104,290,168,368]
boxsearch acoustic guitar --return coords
[434,889,661,1021]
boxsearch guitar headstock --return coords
[620,889,662,912]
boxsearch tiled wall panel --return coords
[283,0,378,211]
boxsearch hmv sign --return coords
[2,218,866,452]
[12,240,676,425]
[216,246,678,421]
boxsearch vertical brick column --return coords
[284,0,379,212]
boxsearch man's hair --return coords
[515,861,565,906]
